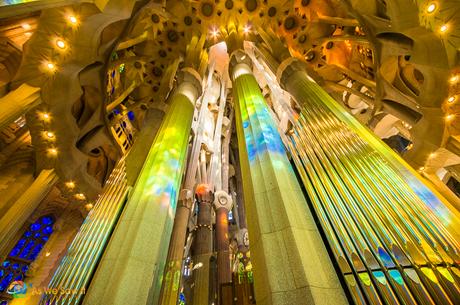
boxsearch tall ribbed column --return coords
[213,191,233,286]
[229,50,347,305]
[82,68,201,305]
[191,184,214,305]
[39,158,128,305]
[0,84,41,130]
[276,58,460,236]
[158,189,193,305]
[0,169,58,257]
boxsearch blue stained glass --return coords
[0,272,13,291]
[0,215,55,294]
[29,244,43,261]
[20,241,35,259]
[127,111,135,121]
[113,109,120,115]
[42,217,53,225]
[43,226,53,235]
[30,223,41,231]
[9,248,20,257]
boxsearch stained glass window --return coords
[0,215,55,301]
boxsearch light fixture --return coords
[450,75,458,83]
[45,131,55,139]
[46,62,55,71]
[427,3,437,13]
[42,112,50,120]
[56,39,66,49]
[448,96,456,103]
[428,152,436,159]
[440,24,448,33]
[48,147,58,156]
[243,24,251,34]
[45,252,51,257]
[85,203,93,210]
[210,27,219,38]
[419,166,425,171]
[65,181,75,189]
[75,193,86,200]
[69,15,78,24]
[21,23,31,30]
[446,114,455,121]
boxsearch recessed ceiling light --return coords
[69,16,78,24]
[427,3,436,13]
[440,24,448,33]
[56,39,66,49]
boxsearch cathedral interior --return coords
[2,0,460,304]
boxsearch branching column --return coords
[0,84,41,130]
[39,158,128,305]
[229,50,347,305]
[213,191,233,286]
[82,68,201,305]
[191,184,214,305]
[0,169,58,258]
[158,189,193,305]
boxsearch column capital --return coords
[229,50,253,80]
[213,190,233,211]
[177,189,194,209]
[276,57,308,87]
[175,68,203,103]
[195,183,214,204]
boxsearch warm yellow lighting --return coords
[56,39,66,49]
[446,114,455,121]
[69,15,78,24]
[448,96,456,103]
[419,166,425,171]
[65,181,75,189]
[45,131,55,139]
[450,75,458,83]
[75,193,86,200]
[21,23,31,30]
[427,3,437,13]
[440,24,448,33]
[428,152,436,159]
[40,112,51,121]
[45,252,51,257]
[243,24,251,34]
[210,27,219,38]
[48,147,58,156]
[85,203,93,210]
[46,62,55,70]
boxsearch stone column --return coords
[229,50,347,305]
[0,83,41,130]
[158,189,193,305]
[82,68,201,305]
[39,158,128,305]
[0,169,58,257]
[191,184,214,305]
[213,191,233,286]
